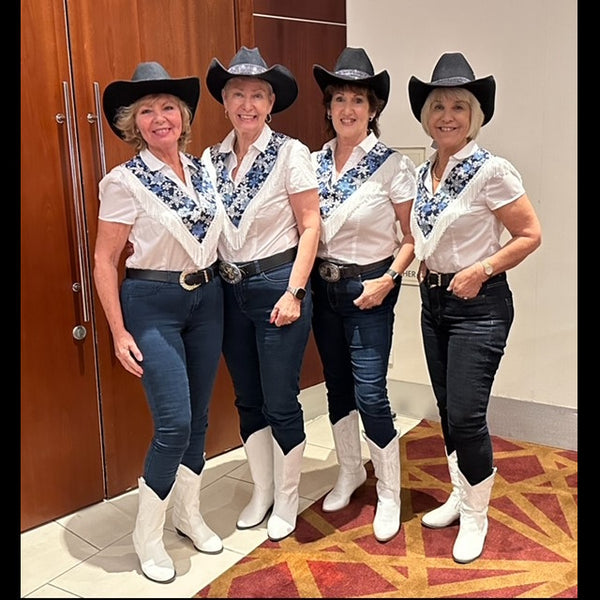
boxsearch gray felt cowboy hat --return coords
[313,47,391,109]
[103,61,200,138]
[408,52,496,125]
[205,46,298,114]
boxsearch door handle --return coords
[56,81,92,323]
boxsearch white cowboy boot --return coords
[267,438,306,542]
[322,410,367,512]
[452,467,497,563]
[237,427,274,529]
[422,450,461,528]
[132,477,175,583]
[171,464,223,554]
[364,434,401,542]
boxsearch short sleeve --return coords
[389,152,417,204]
[98,167,137,224]
[284,139,318,194]
[484,157,526,210]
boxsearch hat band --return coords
[228,63,267,76]
[335,68,372,80]
[431,76,473,86]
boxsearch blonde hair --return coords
[114,94,193,153]
[420,87,484,141]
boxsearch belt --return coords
[219,247,297,284]
[125,262,218,291]
[316,256,393,283]
[424,270,506,289]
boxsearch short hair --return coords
[420,87,484,141]
[114,94,193,153]
[321,83,385,138]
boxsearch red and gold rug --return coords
[196,419,577,598]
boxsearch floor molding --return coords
[300,380,577,451]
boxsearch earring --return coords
[327,113,332,120]
[266,113,272,124]
[369,116,374,122]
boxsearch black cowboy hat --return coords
[205,46,298,114]
[408,52,496,125]
[313,47,390,109]
[102,61,200,139]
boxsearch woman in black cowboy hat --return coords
[408,52,542,563]
[310,47,417,543]
[94,61,225,583]
[201,47,320,542]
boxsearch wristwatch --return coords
[286,285,306,300]
[385,268,401,286]
[481,260,494,278]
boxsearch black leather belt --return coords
[316,256,393,283]
[219,247,297,284]
[424,270,506,289]
[126,262,218,291]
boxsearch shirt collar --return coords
[139,148,191,171]
[323,131,379,155]
[219,124,273,155]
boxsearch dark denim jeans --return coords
[120,276,224,499]
[311,260,400,448]
[419,274,514,485]
[221,262,311,454]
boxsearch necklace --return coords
[432,161,442,182]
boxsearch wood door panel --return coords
[254,0,346,23]
[254,16,346,152]
[21,0,105,532]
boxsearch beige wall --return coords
[347,0,577,414]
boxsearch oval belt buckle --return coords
[218,262,243,284]
[179,269,202,291]
[318,262,341,282]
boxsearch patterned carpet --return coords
[196,419,577,598]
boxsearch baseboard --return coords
[299,380,577,451]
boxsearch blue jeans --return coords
[120,277,224,499]
[311,260,400,448]
[221,262,312,454]
[419,274,514,485]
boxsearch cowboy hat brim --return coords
[103,77,200,139]
[313,65,390,108]
[408,75,496,125]
[205,58,298,114]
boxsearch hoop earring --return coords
[327,113,332,120]
[369,116,374,122]
[266,113,272,124]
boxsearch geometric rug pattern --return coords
[196,419,577,598]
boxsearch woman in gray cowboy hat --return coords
[94,61,225,583]
[407,52,542,563]
[201,47,320,542]
[310,47,417,543]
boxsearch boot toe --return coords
[267,514,295,541]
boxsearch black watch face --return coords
[296,288,306,300]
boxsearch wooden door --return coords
[21,0,253,532]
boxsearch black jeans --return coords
[419,274,514,485]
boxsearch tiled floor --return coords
[21,408,420,598]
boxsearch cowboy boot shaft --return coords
[237,426,275,529]
[132,477,175,584]
[422,450,461,528]
[267,438,306,541]
[364,434,401,542]
[452,467,497,563]
[323,410,367,512]
[171,464,222,554]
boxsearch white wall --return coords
[347,0,577,413]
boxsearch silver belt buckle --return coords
[219,262,243,284]
[179,269,202,291]
[318,262,341,282]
